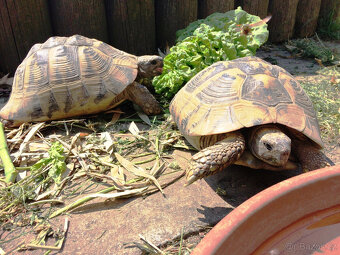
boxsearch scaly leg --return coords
[125,82,162,115]
[294,141,334,172]
[186,131,245,185]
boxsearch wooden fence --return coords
[0,0,338,74]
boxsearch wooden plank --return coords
[5,0,52,65]
[105,0,156,55]
[155,0,197,49]
[235,0,269,18]
[318,0,340,24]
[295,0,322,38]
[49,0,108,42]
[198,0,234,19]
[267,0,299,42]
[0,0,20,74]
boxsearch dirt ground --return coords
[0,42,339,254]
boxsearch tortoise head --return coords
[137,55,163,79]
[249,125,291,167]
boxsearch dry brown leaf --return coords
[114,153,164,194]
[28,142,50,152]
[151,162,166,178]
[128,121,140,136]
[315,58,324,67]
[35,189,55,201]
[87,187,148,199]
[101,132,115,154]
[14,123,45,162]
[137,111,152,126]
[110,165,126,184]
[105,111,122,127]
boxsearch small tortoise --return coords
[170,56,333,185]
[0,35,163,127]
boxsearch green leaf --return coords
[152,7,269,100]
[30,141,67,185]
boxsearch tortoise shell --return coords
[170,56,323,147]
[0,35,138,123]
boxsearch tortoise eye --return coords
[264,142,273,151]
[151,60,157,65]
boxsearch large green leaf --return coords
[153,7,269,100]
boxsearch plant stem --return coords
[0,122,17,183]
[49,185,117,219]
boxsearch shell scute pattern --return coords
[232,61,268,75]
[241,74,293,107]
[94,81,108,104]
[47,92,60,118]
[184,62,228,93]
[64,87,74,113]
[285,75,316,117]
[170,56,323,147]
[31,94,44,119]
[65,35,93,46]
[0,35,139,123]
[80,46,112,78]
[197,72,238,105]
[13,65,25,92]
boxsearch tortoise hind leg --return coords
[125,82,162,115]
[294,141,334,172]
[186,132,245,185]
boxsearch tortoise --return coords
[0,35,163,127]
[169,56,333,185]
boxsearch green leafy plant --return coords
[287,38,337,63]
[152,7,269,100]
[32,141,66,185]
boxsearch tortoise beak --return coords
[155,67,163,75]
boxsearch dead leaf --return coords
[88,187,148,199]
[14,123,45,162]
[110,165,126,184]
[101,132,115,154]
[29,142,50,152]
[315,58,324,67]
[128,121,140,136]
[137,111,152,126]
[133,104,152,125]
[105,109,122,127]
[114,153,164,194]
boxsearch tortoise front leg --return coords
[293,141,334,172]
[186,132,245,185]
[125,82,162,115]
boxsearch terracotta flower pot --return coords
[192,165,340,255]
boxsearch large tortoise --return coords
[0,35,163,127]
[170,56,333,185]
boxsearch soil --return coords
[0,43,339,255]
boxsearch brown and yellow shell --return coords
[0,35,138,124]
[170,56,323,147]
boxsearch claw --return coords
[185,172,201,186]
